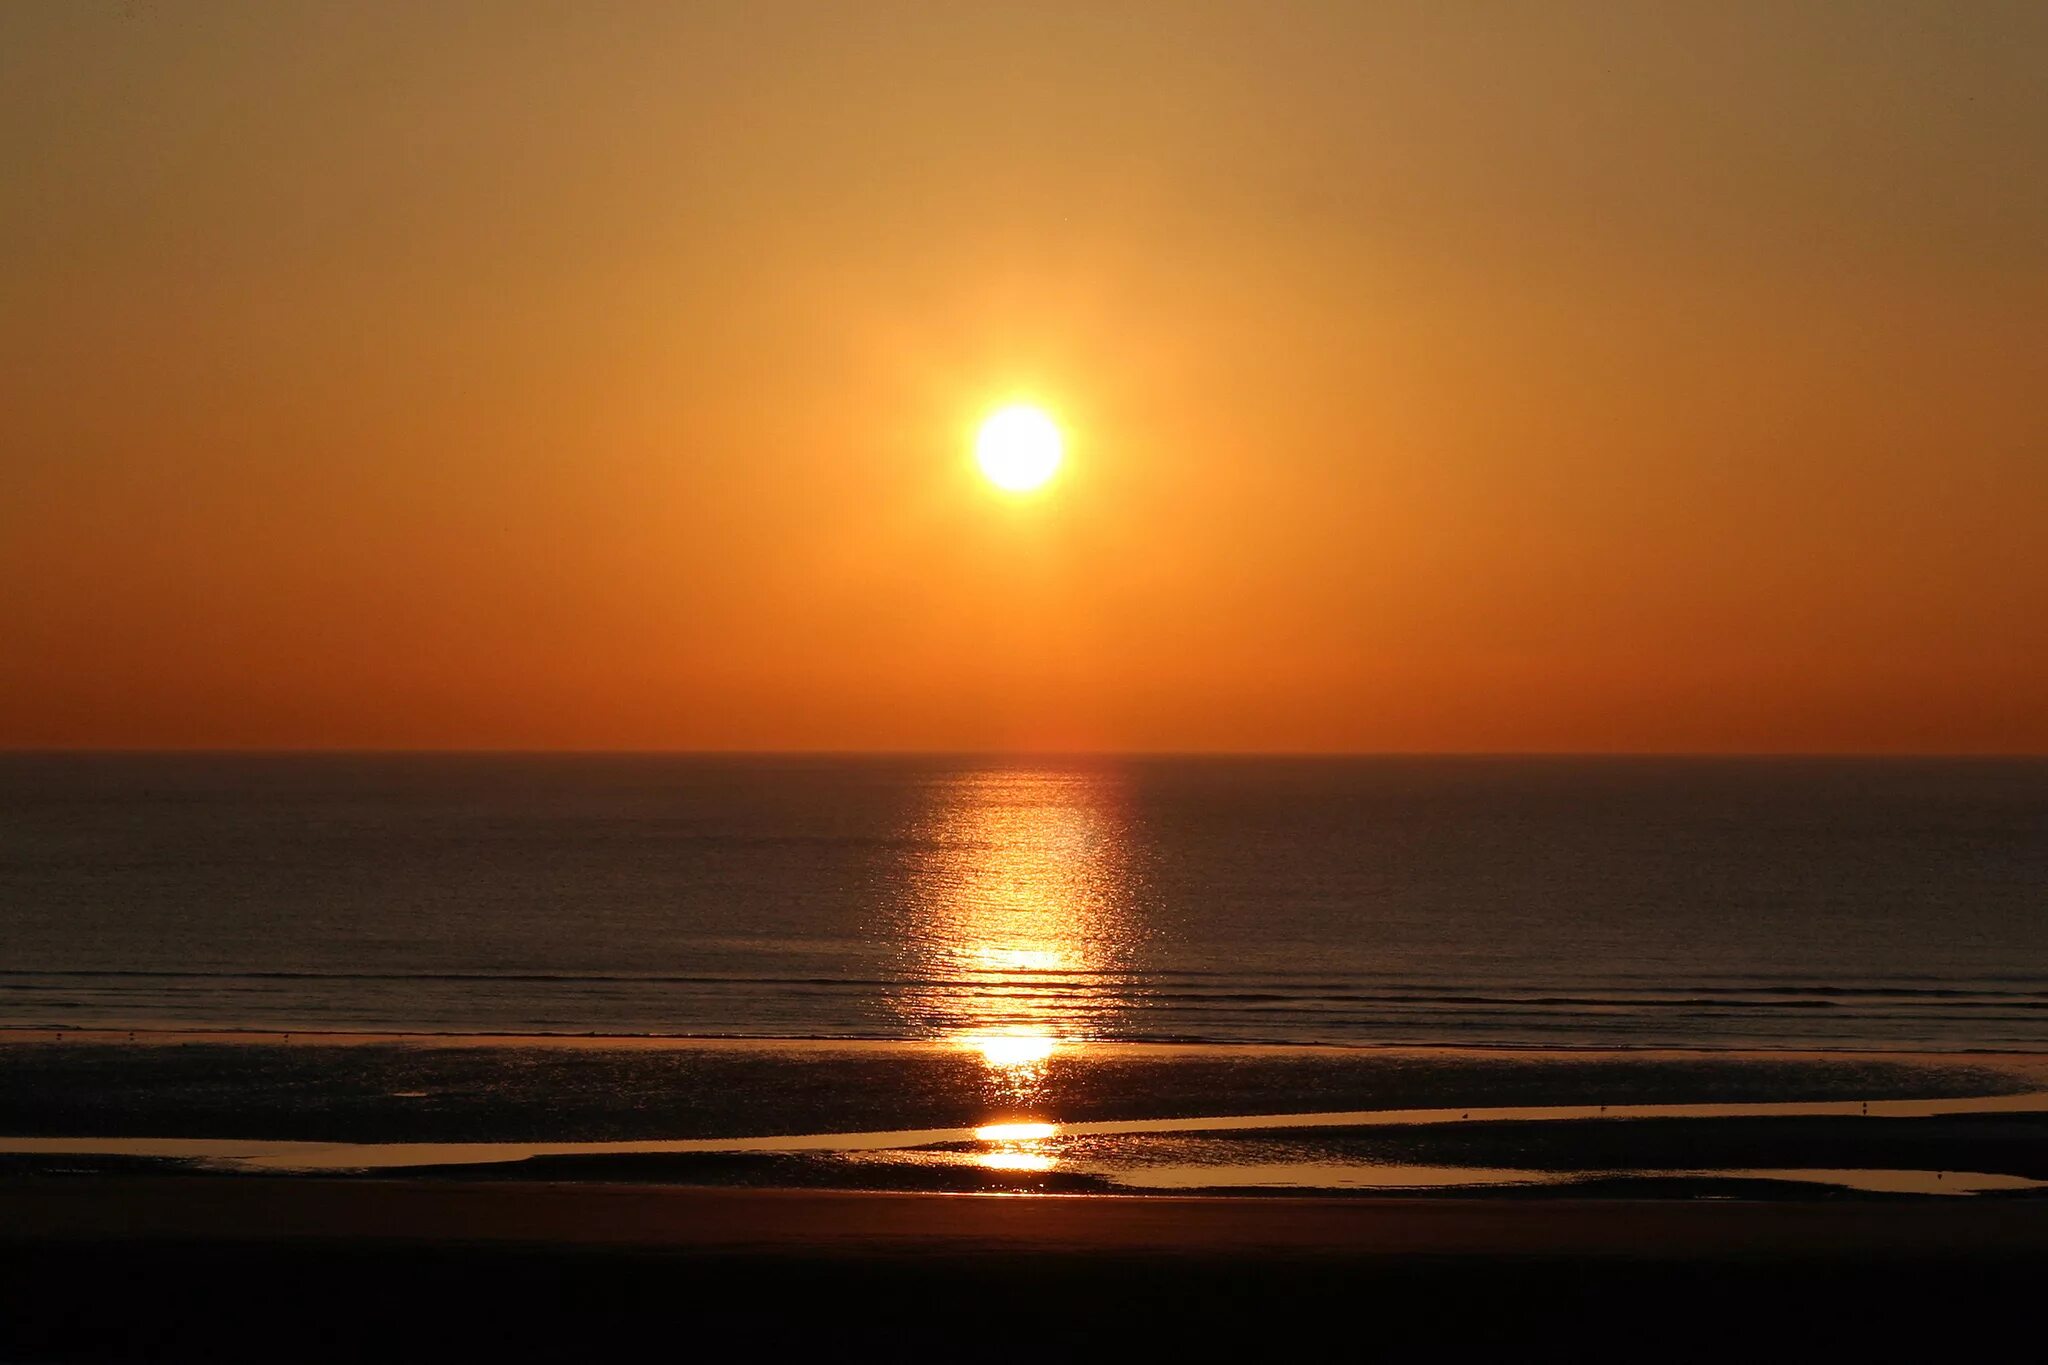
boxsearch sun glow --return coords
[974,404,1063,491]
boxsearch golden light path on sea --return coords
[884,766,1146,1173]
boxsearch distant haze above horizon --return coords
[4,2,2044,753]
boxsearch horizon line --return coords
[3,747,2044,761]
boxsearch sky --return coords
[3,1,2044,753]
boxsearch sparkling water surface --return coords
[2,754,2043,1049]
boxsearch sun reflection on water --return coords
[977,1150,1057,1173]
[879,765,1145,1182]
[973,1120,1062,1173]
[975,1122,1059,1142]
[964,1031,1058,1069]
[886,766,1145,1120]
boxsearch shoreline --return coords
[7,1036,2045,1201]
[8,1026,2048,1063]
[9,1085,2048,1169]
[3,1040,2045,1198]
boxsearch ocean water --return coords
[1,754,2043,1050]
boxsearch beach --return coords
[7,1034,2044,1356]
[5,1179,2046,1359]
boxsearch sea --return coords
[2,754,2044,1051]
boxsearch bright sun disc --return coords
[975,405,1063,491]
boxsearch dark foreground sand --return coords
[4,1180,2047,1360]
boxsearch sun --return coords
[974,404,1063,492]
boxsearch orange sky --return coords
[3,2,2044,752]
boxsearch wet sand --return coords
[11,1107,2048,1197]
[7,1036,2048,1194]
[1,1032,2035,1142]
[10,1175,2048,1254]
